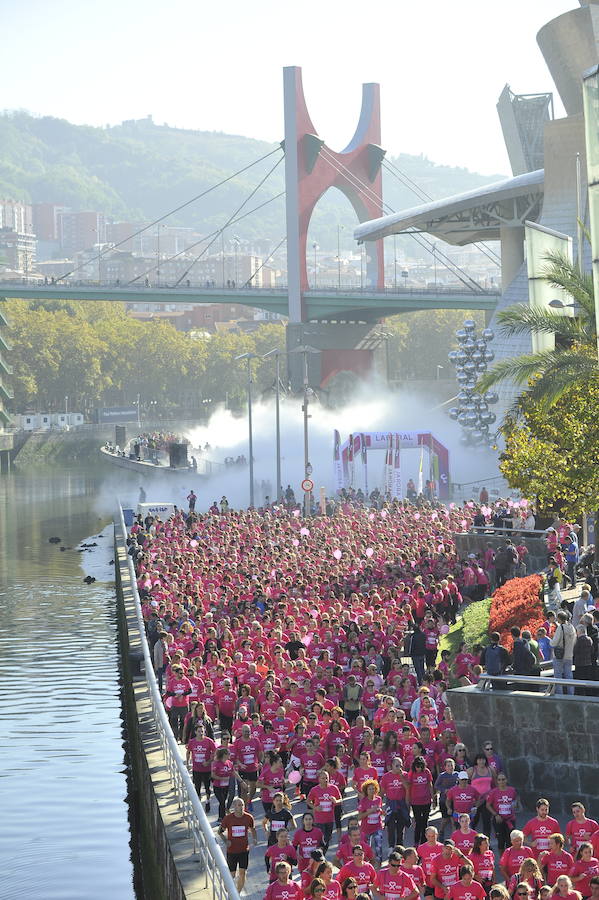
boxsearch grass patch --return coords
[440,596,492,663]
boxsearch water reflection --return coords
[0,466,136,900]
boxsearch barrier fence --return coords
[117,504,241,900]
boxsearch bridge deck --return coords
[0,282,499,320]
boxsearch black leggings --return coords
[214,786,229,821]
[412,803,431,846]
[472,802,492,836]
[386,808,407,847]
[193,771,211,799]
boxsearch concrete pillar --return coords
[499,225,524,294]
[500,224,525,291]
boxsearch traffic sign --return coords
[301,478,314,492]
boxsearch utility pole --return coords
[263,348,284,502]
[235,352,258,507]
[290,345,320,517]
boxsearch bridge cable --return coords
[382,159,501,266]
[319,147,485,291]
[171,155,284,286]
[56,146,284,282]
[318,147,482,290]
[318,147,484,292]
[126,191,285,286]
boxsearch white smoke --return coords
[92,382,503,515]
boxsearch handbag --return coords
[554,624,565,660]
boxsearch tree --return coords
[477,251,598,411]
[499,384,599,518]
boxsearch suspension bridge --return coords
[0,66,502,388]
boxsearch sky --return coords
[0,0,576,175]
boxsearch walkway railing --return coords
[116,504,240,900]
[477,673,599,696]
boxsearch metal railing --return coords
[477,673,599,696]
[467,525,549,537]
[116,504,241,900]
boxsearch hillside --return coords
[0,111,506,247]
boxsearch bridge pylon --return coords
[283,66,386,323]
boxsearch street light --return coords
[337,225,344,290]
[289,345,320,517]
[235,352,258,507]
[436,365,444,380]
[548,299,576,309]
[64,395,68,415]
[312,242,318,288]
[263,348,285,503]
[393,235,398,291]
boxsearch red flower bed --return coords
[488,575,544,647]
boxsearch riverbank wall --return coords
[448,685,599,814]
[114,527,213,900]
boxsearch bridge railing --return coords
[0,278,500,297]
[477,673,599,696]
[116,504,240,900]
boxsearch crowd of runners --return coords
[129,499,599,900]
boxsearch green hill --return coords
[0,111,506,248]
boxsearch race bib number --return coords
[231,826,246,838]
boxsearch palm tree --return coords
[477,250,597,410]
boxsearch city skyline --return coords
[1,0,575,176]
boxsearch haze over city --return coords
[1,0,574,174]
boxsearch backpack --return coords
[513,638,536,674]
[485,643,502,676]
[494,548,509,571]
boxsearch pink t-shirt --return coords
[418,841,443,887]
[381,770,407,801]
[307,784,341,824]
[375,867,418,900]
[187,737,215,772]
[408,769,433,805]
[448,881,486,900]
[292,826,324,870]
[358,794,383,834]
[523,816,561,855]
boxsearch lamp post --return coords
[393,235,398,291]
[136,392,141,428]
[337,225,344,290]
[235,352,258,507]
[263,348,284,502]
[290,345,320,517]
[312,242,318,288]
[432,244,438,288]
[436,365,444,380]
[64,395,68,416]
[582,64,599,363]
[548,299,576,310]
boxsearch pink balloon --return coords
[292,538,299,547]
[293,509,300,517]
[414,513,420,520]
[365,548,374,557]
[333,549,342,560]
[369,513,375,521]
[381,510,388,518]
[467,501,474,508]
[300,527,310,536]
[461,519,467,528]
[440,624,450,635]
[520,498,528,508]
[449,502,456,510]
[190,540,198,548]
[288,770,301,784]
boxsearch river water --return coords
[0,464,137,900]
